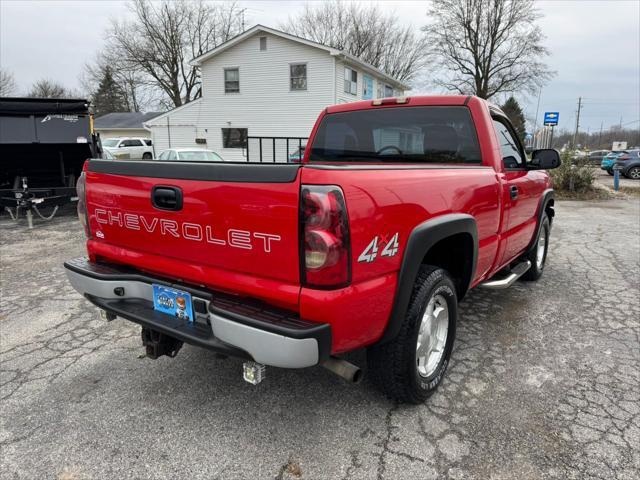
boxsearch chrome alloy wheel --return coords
[416,294,449,378]
[536,228,547,269]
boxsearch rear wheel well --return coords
[421,233,474,299]
[545,199,555,225]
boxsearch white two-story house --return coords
[145,25,409,162]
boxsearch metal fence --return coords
[245,136,308,163]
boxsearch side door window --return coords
[492,119,524,169]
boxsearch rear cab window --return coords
[309,106,482,164]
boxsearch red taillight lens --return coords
[618,154,630,161]
[76,172,91,238]
[301,185,350,288]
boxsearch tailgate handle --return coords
[152,186,183,211]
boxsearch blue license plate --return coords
[152,284,194,322]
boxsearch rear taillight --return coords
[76,171,91,238]
[618,154,630,161]
[301,185,351,288]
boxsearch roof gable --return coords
[191,25,409,90]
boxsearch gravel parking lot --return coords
[1,199,639,480]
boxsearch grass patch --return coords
[554,186,612,200]
[616,186,640,198]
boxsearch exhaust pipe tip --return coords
[321,357,363,384]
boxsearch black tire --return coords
[521,213,550,281]
[142,152,152,159]
[606,169,614,176]
[367,266,457,404]
[625,167,640,180]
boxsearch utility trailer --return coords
[0,97,100,227]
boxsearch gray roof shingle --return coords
[94,112,162,129]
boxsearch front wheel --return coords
[367,266,457,404]
[521,213,550,281]
[625,167,640,180]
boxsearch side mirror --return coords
[119,143,126,148]
[530,149,561,170]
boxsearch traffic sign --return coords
[544,112,559,126]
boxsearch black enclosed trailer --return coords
[0,97,100,227]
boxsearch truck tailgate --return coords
[84,160,302,306]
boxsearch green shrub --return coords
[550,152,595,193]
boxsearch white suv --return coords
[102,138,153,160]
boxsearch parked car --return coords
[102,137,153,159]
[65,95,559,404]
[601,151,625,174]
[586,149,610,166]
[157,148,224,162]
[288,147,305,162]
[614,150,640,179]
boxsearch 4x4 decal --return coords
[358,233,400,263]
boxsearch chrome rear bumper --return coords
[64,258,330,368]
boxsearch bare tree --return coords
[423,0,554,99]
[81,49,160,112]
[281,1,429,83]
[0,69,18,96]
[107,0,243,107]
[27,79,73,98]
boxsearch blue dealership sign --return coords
[544,112,559,126]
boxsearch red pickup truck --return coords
[65,95,560,403]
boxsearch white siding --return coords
[334,60,405,104]
[146,32,405,161]
[149,33,336,161]
[146,99,208,154]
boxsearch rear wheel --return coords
[521,213,550,281]
[367,266,457,404]
[626,167,640,180]
[142,152,152,160]
[606,169,614,176]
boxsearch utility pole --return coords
[572,96,582,149]
[533,86,542,148]
[598,121,603,148]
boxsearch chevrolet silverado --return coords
[65,95,560,403]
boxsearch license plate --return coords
[152,284,194,322]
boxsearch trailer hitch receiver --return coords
[141,328,183,359]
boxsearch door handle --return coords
[510,186,519,200]
[152,186,183,211]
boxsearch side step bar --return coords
[479,260,532,290]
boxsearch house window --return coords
[224,68,239,93]
[344,67,357,95]
[259,36,267,51]
[222,128,247,148]
[384,84,394,97]
[363,75,373,100]
[290,63,307,90]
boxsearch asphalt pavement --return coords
[1,199,639,479]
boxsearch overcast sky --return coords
[1,0,638,132]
